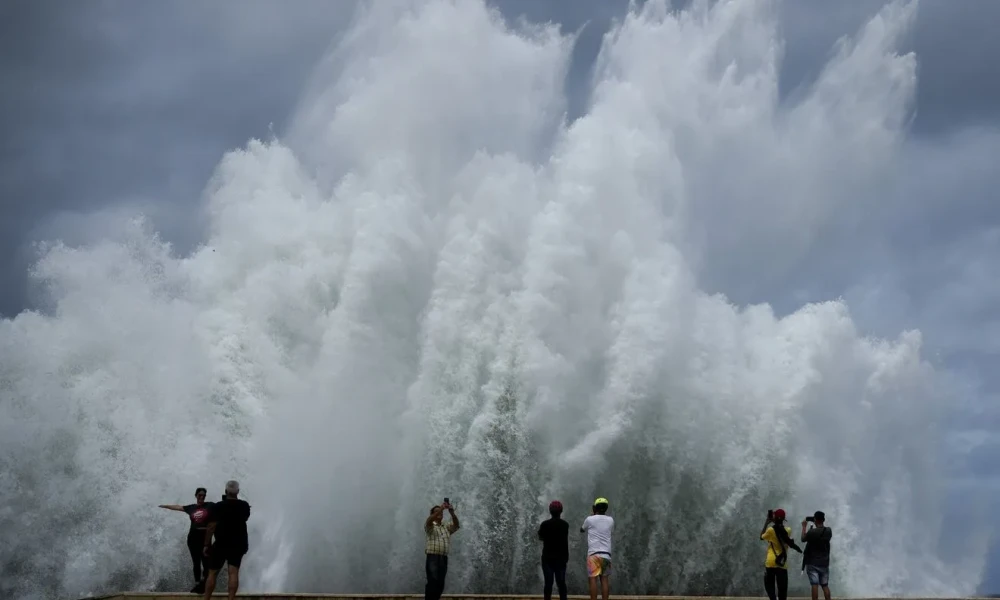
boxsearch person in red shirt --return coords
[159,487,214,593]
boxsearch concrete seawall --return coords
[79,594,988,600]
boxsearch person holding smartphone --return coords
[760,508,802,600]
[800,511,833,600]
[424,498,460,600]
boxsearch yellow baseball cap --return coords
[594,497,609,506]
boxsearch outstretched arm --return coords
[775,526,802,553]
[447,507,460,533]
[159,504,184,511]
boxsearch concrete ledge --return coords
[78,594,991,600]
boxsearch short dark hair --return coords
[594,502,608,514]
[813,511,825,522]
[430,505,440,514]
[195,487,207,496]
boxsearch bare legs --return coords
[227,565,240,600]
[202,569,217,600]
[588,576,609,600]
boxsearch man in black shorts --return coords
[158,486,214,592]
[202,480,251,600]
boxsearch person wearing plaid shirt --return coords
[424,500,460,600]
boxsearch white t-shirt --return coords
[581,514,615,556]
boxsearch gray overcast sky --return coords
[2,0,1000,589]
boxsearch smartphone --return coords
[767,509,774,520]
[805,516,814,522]
[443,498,450,505]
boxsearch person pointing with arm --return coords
[158,487,213,593]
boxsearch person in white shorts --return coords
[580,497,614,600]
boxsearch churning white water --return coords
[0,0,990,598]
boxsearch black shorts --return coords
[207,543,247,570]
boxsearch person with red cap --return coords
[537,500,569,600]
[760,508,802,600]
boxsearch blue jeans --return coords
[542,560,567,600]
[806,565,829,587]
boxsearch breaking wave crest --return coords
[0,0,989,598]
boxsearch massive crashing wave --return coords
[0,0,990,598]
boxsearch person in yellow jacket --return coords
[760,508,802,600]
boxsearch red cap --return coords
[549,500,563,512]
[773,508,786,519]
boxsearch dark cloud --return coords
[0,0,354,315]
[4,0,1000,315]
[906,0,1000,134]
[779,0,1000,135]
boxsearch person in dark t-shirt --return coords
[201,480,251,600]
[538,500,570,600]
[159,487,214,593]
[800,511,833,600]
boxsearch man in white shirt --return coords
[580,497,614,600]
